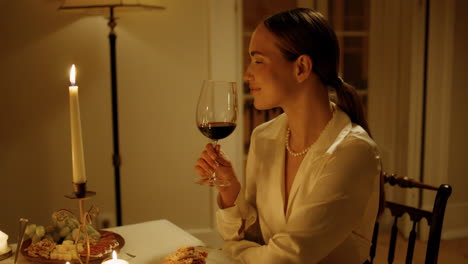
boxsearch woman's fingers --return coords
[206,144,232,167]
[216,149,232,167]
[201,150,218,168]
[205,143,218,158]
[196,156,216,175]
[194,144,235,182]
[194,165,210,178]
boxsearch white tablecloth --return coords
[0,219,239,264]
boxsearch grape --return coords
[36,225,45,238]
[59,227,71,238]
[68,218,79,229]
[71,228,84,241]
[25,224,36,238]
[56,220,66,229]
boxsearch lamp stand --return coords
[59,0,166,229]
[107,7,122,226]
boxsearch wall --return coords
[368,0,422,208]
[0,0,231,241]
[444,0,468,237]
[423,0,468,239]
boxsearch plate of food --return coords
[163,247,208,264]
[19,212,124,263]
[21,230,124,264]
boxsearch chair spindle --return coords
[405,221,418,264]
[368,222,379,264]
[388,216,399,264]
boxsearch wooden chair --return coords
[367,173,452,264]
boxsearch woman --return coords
[195,8,383,264]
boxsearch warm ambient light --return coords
[0,231,8,254]
[69,64,76,85]
[101,250,129,264]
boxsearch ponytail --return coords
[333,79,371,137]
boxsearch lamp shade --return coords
[59,0,166,11]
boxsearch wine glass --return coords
[196,80,238,187]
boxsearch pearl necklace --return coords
[285,128,313,157]
[285,110,335,157]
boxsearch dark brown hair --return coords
[264,8,384,217]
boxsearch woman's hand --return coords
[194,143,241,208]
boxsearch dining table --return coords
[0,219,240,264]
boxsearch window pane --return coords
[243,0,297,33]
[328,0,369,31]
[342,36,368,90]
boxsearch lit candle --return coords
[0,230,8,254]
[101,251,129,264]
[69,65,86,184]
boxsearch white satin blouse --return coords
[216,106,381,264]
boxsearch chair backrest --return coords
[367,173,452,264]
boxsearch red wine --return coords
[198,122,236,140]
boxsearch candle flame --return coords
[70,64,76,85]
[65,262,70,264]
[112,250,117,260]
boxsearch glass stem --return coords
[211,140,218,180]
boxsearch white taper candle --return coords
[69,64,86,184]
[0,230,8,254]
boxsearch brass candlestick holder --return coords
[55,182,99,264]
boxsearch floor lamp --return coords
[59,0,166,226]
